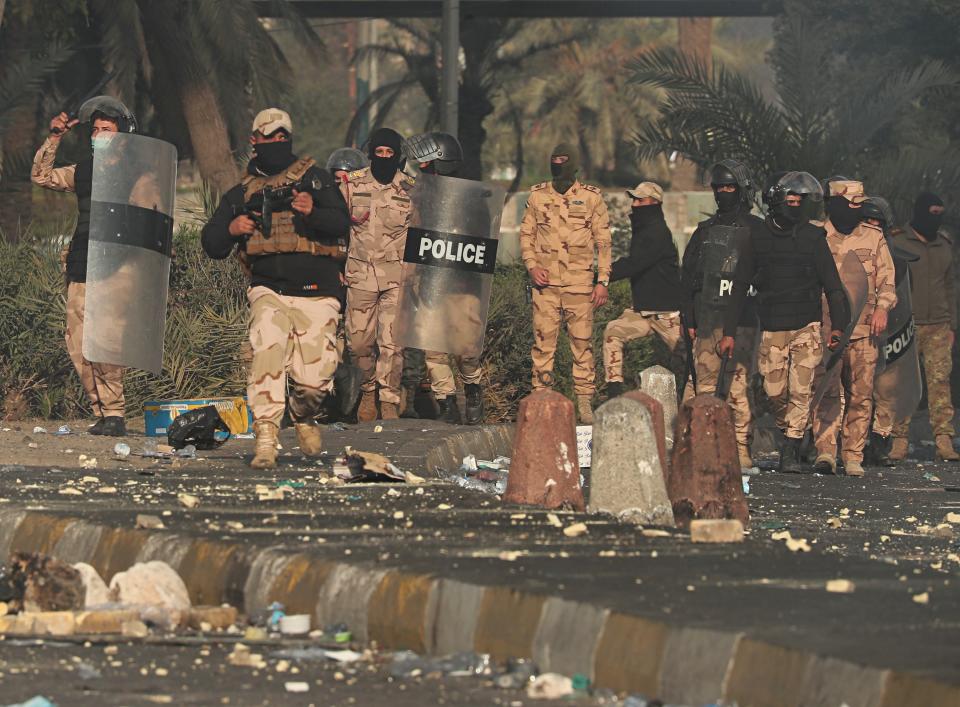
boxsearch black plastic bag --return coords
[167,405,230,450]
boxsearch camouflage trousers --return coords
[757,322,822,439]
[813,336,879,463]
[425,352,482,398]
[247,286,340,426]
[531,285,595,395]
[694,327,755,455]
[893,322,955,438]
[65,281,125,417]
[346,286,402,405]
[602,309,681,383]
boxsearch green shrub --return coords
[0,226,672,421]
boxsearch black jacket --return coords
[680,206,763,330]
[202,159,350,298]
[610,207,682,311]
[723,219,850,335]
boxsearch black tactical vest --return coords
[66,156,94,283]
[753,224,822,331]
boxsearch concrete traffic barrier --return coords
[624,389,669,482]
[503,389,585,511]
[588,396,674,525]
[668,394,749,529]
[640,365,678,450]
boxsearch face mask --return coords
[630,204,663,227]
[549,142,580,195]
[371,155,400,184]
[253,140,294,174]
[714,188,741,212]
[911,191,945,239]
[827,196,862,234]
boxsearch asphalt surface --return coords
[0,638,602,707]
[0,417,959,697]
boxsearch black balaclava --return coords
[826,196,862,235]
[550,142,580,194]
[630,203,665,229]
[713,186,741,213]
[368,127,404,184]
[911,191,945,240]
[252,136,295,175]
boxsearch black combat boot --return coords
[777,437,802,473]
[438,396,462,424]
[464,383,484,425]
[866,432,892,466]
[606,382,625,399]
[89,416,126,437]
[400,385,419,419]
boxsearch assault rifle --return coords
[233,180,306,239]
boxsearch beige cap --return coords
[626,181,664,203]
[252,108,292,136]
[829,179,866,204]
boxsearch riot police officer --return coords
[681,159,762,468]
[721,172,848,472]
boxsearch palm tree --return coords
[89,0,323,194]
[628,14,958,208]
[348,18,585,180]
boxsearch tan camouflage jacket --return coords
[31,137,76,192]
[340,167,415,292]
[824,220,897,340]
[519,180,612,288]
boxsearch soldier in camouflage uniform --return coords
[202,109,350,468]
[520,143,612,423]
[812,180,897,477]
[890,192,958,462]
[341,128,414,421]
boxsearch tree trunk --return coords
[457,82,493,181]
[178,80,237,195]
[673,18,713,192]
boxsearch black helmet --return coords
[78,95,137,134]
[326,147,369,174]
[403,132,463,175]
[861,196,895,226]
[761,171,789,206]
[709,159,755,202]
[767,171,823,225]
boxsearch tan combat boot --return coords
[844,459,865,477]
[936,435,960,462]
[738,444,753,470]
[889,437,908,461]
[380,402,399,420]
[250,421,279,470]
[357,392,377,422]
[576,395,594,425]
[294,422,323,456]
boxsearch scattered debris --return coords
[177,493,200,509]
[73,563,111,607]
[527,673,573,699]
[136,515,165,530]
[284,682,309,693]
[228,643,267,669]
[912,592,930,605]
[562,522,588,538]
[342,448,404,482]
[826,579,856,594]
[113,443,131,459]
[690,519,744,543]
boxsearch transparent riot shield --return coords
[810,251,869,410]
[874,272,922,421]
[83,132,177,374]
[395,173,506,357]
[695,225,750,335]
